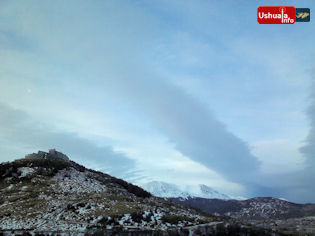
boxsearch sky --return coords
[0,0,314,203]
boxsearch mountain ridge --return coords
[1,150,313,235]
[169,196,315,220]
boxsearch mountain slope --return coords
[0,150,223,235]
[141,181,230,199]
[197,184,231,199]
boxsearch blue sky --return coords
[0,0,314,202]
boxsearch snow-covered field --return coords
[52,168,107,193]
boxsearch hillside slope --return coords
[170,197,315,220]
[0,151,224,235]
[0,150,294,235]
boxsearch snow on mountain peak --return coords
[196,184,230,199]
[141,181,231,200]
[141,181,190,198]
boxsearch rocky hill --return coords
[25,149,70,161]
[168,197,315,234]
[0,150,282,236]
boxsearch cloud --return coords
[1,0,314,202]
[255,73,315,203]
[110,72,262,185]
[246,72,315,203]
[300,80,315,164]
[0,103,135,177]
[0,0,262,193]
[252,139,306,174]
[299,72,315,186]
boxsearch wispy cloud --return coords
[0,103,135,177]
[0,0,261,187]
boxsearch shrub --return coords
[144,212,153,222]
[0,158,71,179]
[111,177,151,198]
[131,212,143,223]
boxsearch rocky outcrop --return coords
[25,149,69,161]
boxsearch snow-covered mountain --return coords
[141,181,191,198]
[197,184,231,199]
[141,181,231,200]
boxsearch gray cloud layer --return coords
[0,103,135,177]
[300,77,315,164]
[102,70,262,186]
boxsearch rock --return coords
[48,149,70,161]
[25,149,70,161]
[21,186,28,191]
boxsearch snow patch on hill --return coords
[18,167,36,177]
[52,168,107,193]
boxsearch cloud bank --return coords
[103,70,262,185]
